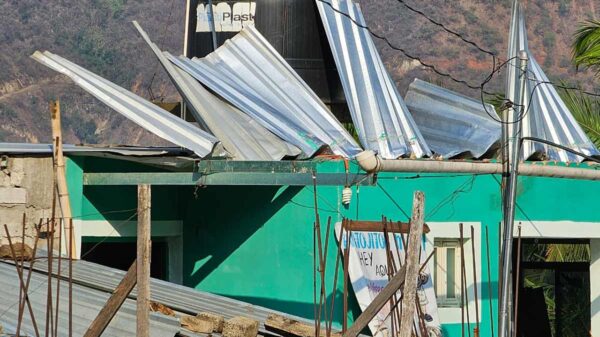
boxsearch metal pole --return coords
[498,50,528,337]
[207,0,218,51]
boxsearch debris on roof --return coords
[30,51,227,159]
[506,1,600,162]
[404,79,501,158]
[316,0,431,159]
[133,21,301,161]
[168,25,363,159]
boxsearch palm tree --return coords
[568,20,600,149]
[559,86,600,148]
[572,20,600,75]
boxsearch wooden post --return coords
[398,191,425,337]
[137,184,151,337]
[83,261,137,337]
[50,100,75,258]
[342,264,407,337]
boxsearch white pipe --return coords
[356,150,600,181]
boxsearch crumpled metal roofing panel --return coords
[0,262,180,337]
[31,51,224,159]
[316,0,431,159]
[133,21,301,161]
[404,79,501,158]
[168,25,362,158]
[506,1,599,162]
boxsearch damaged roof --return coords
[133,21,301,161]
[404,79,501,158]
[316,0,431,159]
[506,0,600,162]
[30,51,225,159]
[168,25,362,159]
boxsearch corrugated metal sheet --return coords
[31,51,226,159]
[316,0,431,159]
[133,21,301,161]
[169,25,363,158]
[506,1,599,162]
[404,79,501,158]
[27,259,335,336]
[0,262,180,337]
[0,143,191,156]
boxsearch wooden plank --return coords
[137,184,151,337]
[50,100,76,258]
[399,191,425,337]
[82,261,137,337]
[346,221,430,234]
[342,264,407,337]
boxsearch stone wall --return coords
[0,155,54,248]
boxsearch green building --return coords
[59,153,600,336]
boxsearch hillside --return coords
[0,0,598,145]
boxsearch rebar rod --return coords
[4,224,41,337]
[471,226,480,336]
[16,219,42,336]
[512,226,522,337]
[485,227,495,337]
[53,218,63,337]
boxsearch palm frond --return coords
[559,85,600,148]
[572,20,600,74]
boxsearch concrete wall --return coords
[0,155,54,248]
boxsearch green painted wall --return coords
[69,157,600,336]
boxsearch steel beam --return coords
[83,172,372,186]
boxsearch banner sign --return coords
[335,222,441,337]
[196,2,256,32]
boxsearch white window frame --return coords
[425,222,481,325]
[434,239,462,308]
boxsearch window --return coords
[434,239,462,307]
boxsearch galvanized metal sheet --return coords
[404,79,501,158]
[31,51,224,159]
[0,142,190,156]
[0,262,180,337]
[316,0,431,159]
[168,25,362,158]
[133,21,301,161]
[26,259,339,337]
[506,1,599,162]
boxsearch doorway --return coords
[81,238,169,280]
[514,239,590,337]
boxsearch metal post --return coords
[207,0,218,51]
[498,50,528,337]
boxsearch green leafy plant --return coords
[559,85,600,148]
[572,20,600,75]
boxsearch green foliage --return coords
[559,85,600,148]
[572,20,600,75]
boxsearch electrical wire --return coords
[316,0,499,94]
[521,136,600,164]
